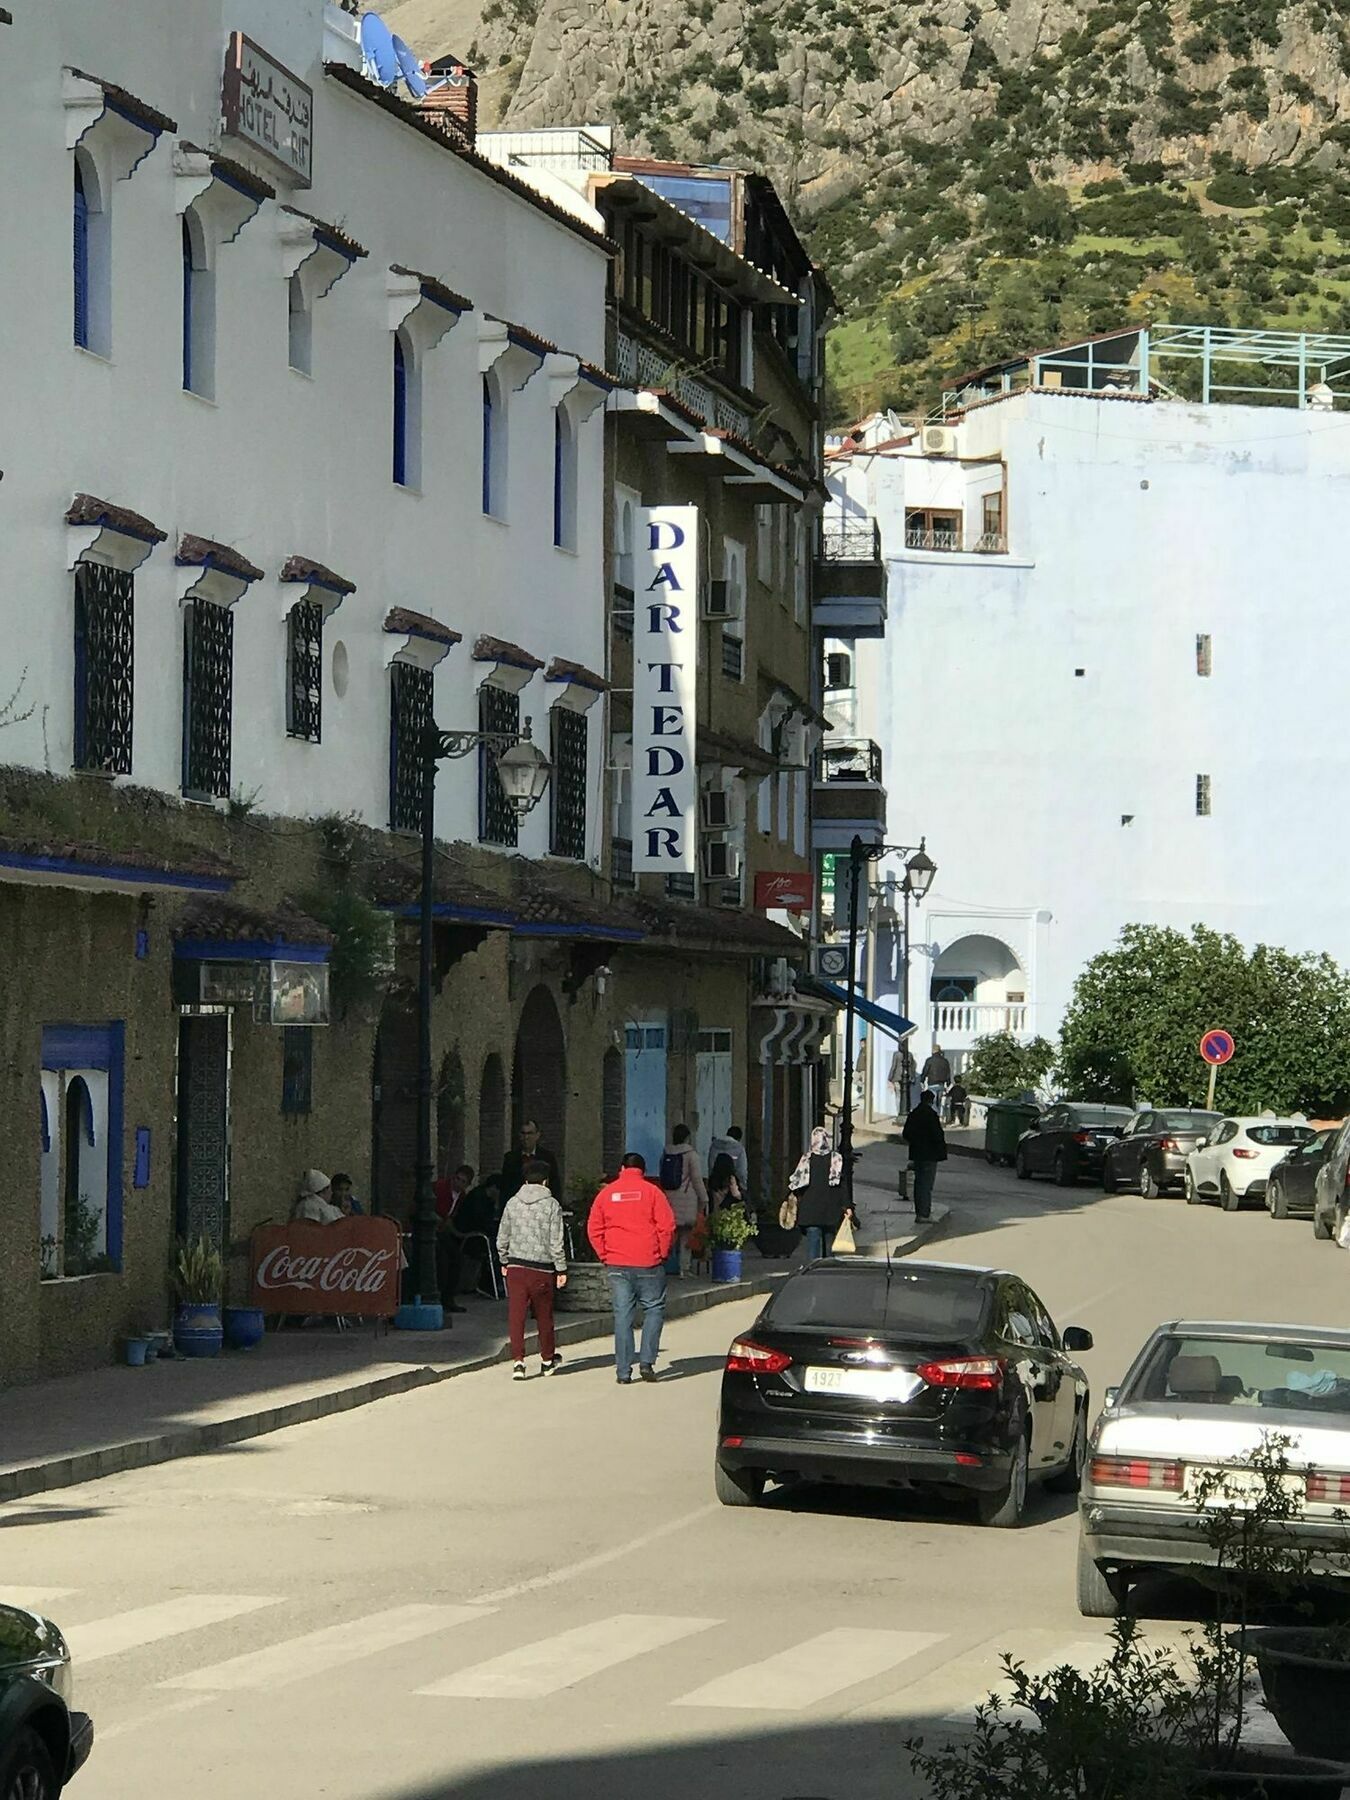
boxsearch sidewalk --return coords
[0,1207,945,1503]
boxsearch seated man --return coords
[437,1172,502,1304]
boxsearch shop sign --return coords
[257,961,330,1025]
[222,32,314,187]
[633,505,699,873]
[250,1217,402,1316]
[755,871,814,912]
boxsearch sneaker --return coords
[512,1362,527,1381]
[616,1373,632,1385]
[543,1354,563,1376]
[639,1364,659,1383]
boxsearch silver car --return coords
[1078,1320,1350,1616]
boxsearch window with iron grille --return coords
[286,601,323,742]
[389,662,432,833]
[721,633,745,681]
[666,872,696,900]
[182,599,233,800]
[73,562,134,775]
[549,707,588,859]
[479,683,519,847]
[73,162,90,348]
[1196,773,1212,817]
[281,1026,313,1115]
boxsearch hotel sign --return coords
[632,506,699,873]
[222,32,313,187]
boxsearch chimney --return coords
[418,60,477,145]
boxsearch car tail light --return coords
[1161,1137,1180,1152]
[916,1355,1005,1390]
[1233,1148,1259,1160]
[721,1436,744,1449]
[1307,1471,1350,1504]
[1090,1455,1184,1491]
[1074,1132,1095,1146]
[726,1339,791,1375]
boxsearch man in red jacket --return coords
[587,1153,677,1384]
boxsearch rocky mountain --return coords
[388,0,1350,416]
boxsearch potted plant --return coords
[556,1173,611,1313]
[707,1205,754,1283]
[223,1245,265,1350]
[170,1236,224,1357]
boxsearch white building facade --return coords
[830,327,1350,1102]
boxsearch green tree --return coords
[1058,924,1350,1113]
[963,1031,1057,1099]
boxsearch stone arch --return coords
[436,1049,466,1178]
[512,984,567,1174]
[478,1052,507,1176]
[601,1045,624,1179]
[930,932,1024,998]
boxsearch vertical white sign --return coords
[632,505,700,873]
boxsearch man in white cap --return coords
[293,1169,342,1224]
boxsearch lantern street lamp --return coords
[402,719,551,1329]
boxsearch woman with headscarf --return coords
[292,1168,342,1224]
[787,1126,854,1261]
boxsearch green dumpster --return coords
[984,1100,1040,1167]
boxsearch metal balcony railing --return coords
[613,332,751,437]
[905,527,962,553]
[973,531,1008,554]
[815,737,883,784]
[932,1001,1029,1038]
[721,633,745,680]
[818,516,882,563]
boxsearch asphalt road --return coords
[11,1149,1349,1800]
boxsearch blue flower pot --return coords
[710,1248,743,1284]
[173,1302,223,1358]
[123,1337,149,1368]
[223,1306,265,1351]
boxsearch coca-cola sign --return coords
[250,1218,402,1316]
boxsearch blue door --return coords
[624,1022,667,1175]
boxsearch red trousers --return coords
[505,1266,557,1361]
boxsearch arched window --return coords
[481,375,494,513]
[392,328,421,488]
[181,214,216,398]
[552,408,577,549]
[73,162,90,348]
[393,334,408,485]
[181,218,195,391]
[288,272,312,375]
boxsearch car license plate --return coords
[803,1366,925,1403]
[1184,1465,1307,1507]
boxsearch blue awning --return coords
[800,974,915,1043]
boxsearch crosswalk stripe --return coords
[942,1637,1116,1722]
[417,1613,719,1700]
[161,1603,487,1692]
[3,1589,76,1611]
[69,1596,281,1664]
[673,1628,943,1711]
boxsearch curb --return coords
[0,1270,788,1505]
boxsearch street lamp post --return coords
[839,835,935,1218]
[403,719,551,1330]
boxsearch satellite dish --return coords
[392,35,429,98]
[360,12,400,86]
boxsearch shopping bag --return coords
[833,1214,857,1256]
[778,1194,798,1231]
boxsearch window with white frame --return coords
[288,273,313,375]
[181,212,215,398]
[482,371,507,517]
[755,503,773,588]
[553,409,578,550]
[720,537,746,683]
[72,151,111,356]
[393,327,422,488]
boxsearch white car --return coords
[1183,1115,1315,1212]
[1078,1319,1350,1616]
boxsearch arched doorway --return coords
[929,933,1028,1040]
[437,1050,466,1177]
[372,993,417,1218]
[601,1046,624,1179]
[478,1052,507,1175]
[512,984,566,1174]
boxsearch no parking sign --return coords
[1199,1028,1235,1108]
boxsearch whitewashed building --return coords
[830,325,1350,1104]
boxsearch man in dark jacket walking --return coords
[587,1154,676,1383]
[920,1045,953,1120]
[902,1090,948,1222]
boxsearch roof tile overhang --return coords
[177,534,265,584]
[473,635,544,673]
[173,897,332,961]
[0,835,235,897]
[281,555,356,597]
[508,859,645,943]
[592,173,799,307]
[630,893,805,955]
[178,140,275,203]
[390,262,472,316]
[277,204,367,263]
[66,493,166,544]
[545,657,607,693]
[384,607,462,647]
[66,65,177,137]
[369,855,518,928]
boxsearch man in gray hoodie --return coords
[496,1158,569,1379]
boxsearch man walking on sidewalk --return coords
[496,1159,568,1379]
[587,1154,676,1384]
[902,1090,948,1223]
[920,1044,953,1120]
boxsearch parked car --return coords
[1265,1127,1336,1221]
[714,1257,1092,1527]
[1101,1109,1222,1197]
[1313,1116,1350,1242]
[1014,1103,1135,1186]
[1184,1116,1316,1211]
[1078,1319,1350,1616]
[0,1601,92,1796]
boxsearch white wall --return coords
[0,0,609,863]
[846,389,1350,1043]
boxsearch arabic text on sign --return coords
[223,33,314,187]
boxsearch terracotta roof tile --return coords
[278,205,367,261]
[68,66,176,135]
[486,313,558,357]
[281,555,356,596]
[509,860,645,940]
[473,635,543,672]
[630,893,805,953]
[368,854,516,921]
[66,493,166,544]
[173,897,332,947]
[0,833,235,885]
[390,263,472,315]
[384,607,462,646]
[179,141,275,201]
[544,657,608,693]
[177,534,265,584]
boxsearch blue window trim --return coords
[481,376,493,514]
[73,161,90,348]
[173,936,329,963]
[553,411,564,547]
[381,901,517,928]
[393,334,408,486]
[0,848,231,892]
[41,1022,125,1271]
[133,1126,152,1190]
[181,217,194,392]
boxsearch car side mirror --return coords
[1194,1137,1208,1149]
[1104,1385,1120,1407]
[1062,1326,1093,1352]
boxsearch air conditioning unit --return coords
[765,956,793,996]
[700,788,731,829]
[922,425,958,457]
[703,579,732,619]
[825,652,852,690]
[701,838,741,881]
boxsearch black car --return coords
[1266,1126,1336,1220]
[714,1258,1092,1527]
[1015,1103,1135,1186]
[0,1603,92,1797]
[1101,1109,1222,1197]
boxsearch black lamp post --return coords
[404,719,551,1329]
[839,835,936,1216]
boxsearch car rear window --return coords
[1127,1334,1350,1415]
[764,1268,989,1340]
[1067,1108,1133,1128]
[1244,1125,1314,1146]
[1159,1111,1221,1130]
